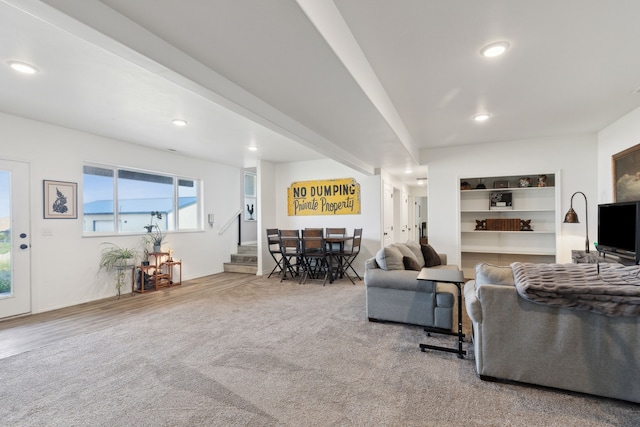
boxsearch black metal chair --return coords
[303,228,324,238]
[325,227,346,252]
[278,229,301,282]
[300,230,330,285]
[341,228,362,282]
[323,227,346,282]
[266,228,284,278]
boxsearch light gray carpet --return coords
[1,276,638,426]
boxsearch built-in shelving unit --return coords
[459,173,559,278]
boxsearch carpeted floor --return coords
[1,276,638,426]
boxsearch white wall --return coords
[423,134,598,266]
[0,112,241,313]
[597,105,640,203]
[275,159,381,276]
[257,159,276,275]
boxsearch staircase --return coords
[223,244,258,274]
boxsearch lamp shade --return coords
[563,207,579,223]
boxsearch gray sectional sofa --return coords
[465,262,640,403]
[364,241,458,331]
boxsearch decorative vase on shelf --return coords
[153,245,161,252]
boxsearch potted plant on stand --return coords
[99,243,138,298]
[139,235,153,266]
[144,211,166,252]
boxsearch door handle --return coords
[20,244,29,250]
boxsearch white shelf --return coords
[462,230,555,234]
[459,173,558,270]
[461,209,555,213]
[461,186,553,193]
[461,247,556,255]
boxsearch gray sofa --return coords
[364,241,458,331]
[465,262,640,403]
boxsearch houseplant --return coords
[144,211,165,252]
[98,243,138,298]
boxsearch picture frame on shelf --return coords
[612,143,640,202]
[489,191,512,210]
[43,180,77,219]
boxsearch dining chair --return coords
[325,227,346,252]
[278,229,302,282]
[303,228,324,238]
[300,230,330,285]
[325,227,346,237]
[266,228,284,278]
[324,227,347,282]
[341,228,362,283]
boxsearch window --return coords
[83,165,200,234]
[244,171,256,221]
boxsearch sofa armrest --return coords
[365,257,379,270]
[438,253,447,265]
[464,281,482,323]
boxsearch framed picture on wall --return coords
[613,143,640,202]
[43,180,77,219]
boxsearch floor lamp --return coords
[563,191,589,253]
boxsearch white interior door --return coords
[400,190,409,241]
[0,159,31,319]
[383,183,393,246]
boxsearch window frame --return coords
[82,163,202,236]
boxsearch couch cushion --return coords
[402,256,422,271]
[474,263,514,287]
[394,243,419,263]
[421,244,442,267]
[404,240,426,266]
[375,246,404,271]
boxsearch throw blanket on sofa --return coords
[511,262,640,316]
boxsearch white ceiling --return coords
[2,0,640,187]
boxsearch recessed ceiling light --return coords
[404,169,413,174]
[248,146,258,151]
[8,61,39,74]
[172,119,187,127]
[480,41,509,58]
[474,113,491,122]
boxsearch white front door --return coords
[0,159,31,319]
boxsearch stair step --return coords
[237,245,257,255]
[231,254,257,263]
[223,262,258,274]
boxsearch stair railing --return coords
[218,208,243,246]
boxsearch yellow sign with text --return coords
[288,178,361,216]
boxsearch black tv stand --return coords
[572,250,637,265]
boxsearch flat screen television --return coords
[597,201,640,264]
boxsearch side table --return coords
[418,268,466,358]
[162,259,182,287]
[133,252,182,293]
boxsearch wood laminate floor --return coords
[0,273,250,360]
